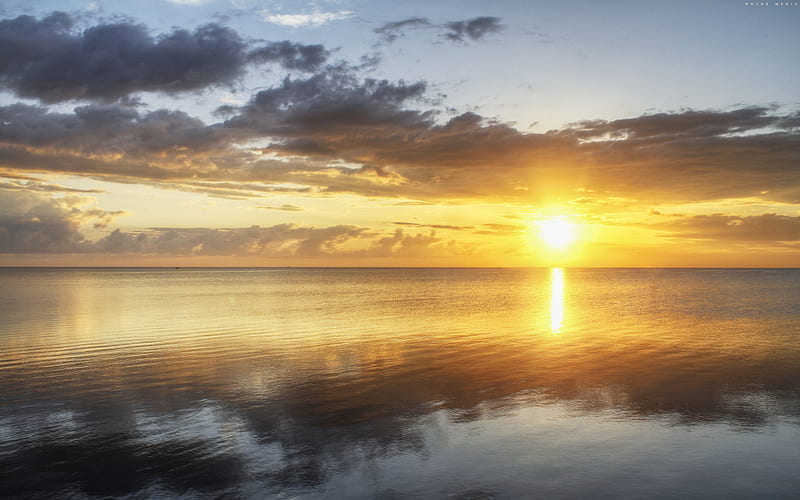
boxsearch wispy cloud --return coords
[257,204,304,212]
[0,179,106,194]
[374,17,432,43]
[260,11,354,28]
[392,221,474,231]
[374,16,504,44]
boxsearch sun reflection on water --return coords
[3,269,800,498]
[550,267,564,332]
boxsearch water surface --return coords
[1,268,800,498]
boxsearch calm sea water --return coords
[1,268,800,498]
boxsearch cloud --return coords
[0,188,362,256]
[0,13,245,102]
[392,221,474,231]
[366,229,470,258]
[555,107,800,203]
[374,17,432,43]
[98,224,473,259]
[254,105,800,204]
[443,17,504,42]
[476,223,528,235]
[96,224,366,257]
[0,80,427,196]
[0,188,476,257]
[257,204,304,211]
[374,16,504,44]
[0,171,41,181]
[0,12,331,102]
[651,213,800,243]
[0,178,105,193]
[0,189,124,252]
[247,41,330,72]
[3,216,473,259]
[1,49,799,210]
[0,103,229,157]
[223,68,431,137]
[566,107,781,141]
[260,11,353,28]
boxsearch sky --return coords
[0,0,798,267]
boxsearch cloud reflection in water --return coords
[1,268,800,497]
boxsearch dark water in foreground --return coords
[1,268,800,498]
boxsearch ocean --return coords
[1,268,800,498]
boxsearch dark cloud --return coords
[0,103,229,158]
[443,17,504,42]
[0,189,123,253]
[2,73,800,208]
[0,12,331,102]
[1,14,795,212]
[0,212,85,253]
[566,106,781,141]
[373,17,432,43]
[223,69,431,136]
[557,108,800,203]
[374,16,504,44]
[0,13,245,102]
[247,41,330,72]
[259,106,800,204]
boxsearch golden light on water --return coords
[550,267,564,332]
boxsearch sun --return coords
[538,219,576,250]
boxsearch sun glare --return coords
[538,219,576,250]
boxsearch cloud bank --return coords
[0,189,473,258]
[652,213,800,243]
[2,74,799,206]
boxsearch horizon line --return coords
[1,266,798,270]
